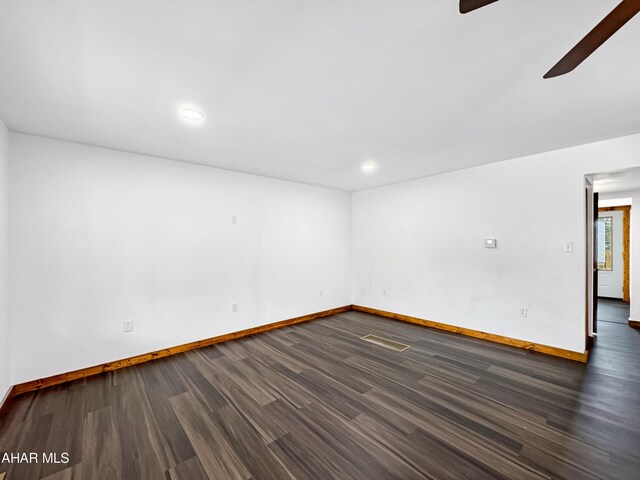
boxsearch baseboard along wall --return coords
[11,305,351,396]
[351,305,589,363]
[1,304,589,412]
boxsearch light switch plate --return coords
[484,238,497,248]
[564,242,573,253]
[123,319,133,333]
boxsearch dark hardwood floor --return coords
[1,311,639,479]
[598,297,630,325]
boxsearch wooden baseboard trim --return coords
[9,303,590,398]
[629,319,640,329]
[12,305,351,396]
[351,305,589,363]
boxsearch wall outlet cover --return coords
[484,238,497,248]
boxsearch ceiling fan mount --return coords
[459,0,640,78]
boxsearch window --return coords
[596,216,612,270]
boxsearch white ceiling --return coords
[593,167,640,193]
[0,0,639,191]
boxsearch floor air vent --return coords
[360,334,410,352]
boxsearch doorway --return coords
[587,166,640,343]
[596,206,630,302]
[596,205,630,330]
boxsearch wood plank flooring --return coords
[1,311,639,479]
[598,298,630,325]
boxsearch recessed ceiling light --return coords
[179,108,205,123]
[361,160,378,174]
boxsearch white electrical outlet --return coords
[382,289,387,296]
[563,241,573,253]
[519,308,528,317]
[123,319,133,333]
[231,215,237,224]
[232,303,238,312]
[319,289,324,296]
[484,238,497,248]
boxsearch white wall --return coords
[9,133,351,384]
[7,130,640,386]
[0,120,9,400]
[353,134,640,353]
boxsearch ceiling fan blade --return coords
[459,0,499,14]
[544,0,640,78]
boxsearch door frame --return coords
[585,181,595,349]
[598,205,631,302]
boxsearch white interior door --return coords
[597,210,623,299]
